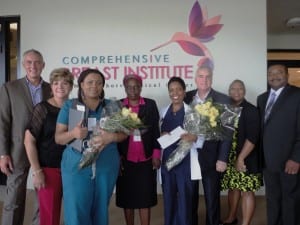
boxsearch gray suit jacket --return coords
[0,77,51,169]
[257,85,300,171]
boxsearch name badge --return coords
[133,129,141,142]
[76,104,85,111]
[88,118,97,131]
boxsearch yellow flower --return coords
[129,112,138,120]
[210,121,217,127]
[204,101,212,108]
[210,107,219,117]
[121,107,130,117]
[194,104,202,114]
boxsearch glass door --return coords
[0,16,20,86]
[0,16,20,185]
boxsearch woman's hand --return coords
[152,158,161,170]
[235,156,247,172]
[160,132,169,136]
[91,129,116,152]
[32,170,45,190]
[70,120,88,140]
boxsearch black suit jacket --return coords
[184,89,232,166]
[117,98,161,159]
[257,85,300,172]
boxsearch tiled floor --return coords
[0,186,266,225]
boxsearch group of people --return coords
[0,49,299,225]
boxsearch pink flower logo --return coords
[151,1,223,70]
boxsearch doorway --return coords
[0,16,20,185]
[0,16,20,86]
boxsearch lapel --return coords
[41,82,51,100]
[186,89,197,103]
[138,101,146,119]
[206,89,216,101]
[20,77,34,109]
[261,92,269,119]
[266,85,290,121]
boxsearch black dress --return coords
[116,98,160,208]
[221,100,262,192]
[28,101,65,168]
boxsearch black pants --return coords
[0,172,6,185]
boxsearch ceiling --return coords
[267,0,300,34]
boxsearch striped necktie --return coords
[264,92,276,122]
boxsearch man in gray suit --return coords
[184,65,232,225]
[0,49,51,225]
[257,64,300,225]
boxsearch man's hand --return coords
[180,133,197,142]
[0,155,14,175]
[216,160,227,172]
[285,160,299,175]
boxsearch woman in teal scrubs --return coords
[55,69,127,225]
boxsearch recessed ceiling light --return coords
[286,17,300,28]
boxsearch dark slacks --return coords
[263,169,300,225]
[198,146,222,225]
[161,155,199,225]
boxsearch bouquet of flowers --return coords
[165,98,241,171]
[78,100,145,170]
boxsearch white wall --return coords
[1,0,267,105]
[268,33,300,49]
[1,0,267,194]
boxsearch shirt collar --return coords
[122,97,145,106]
[270,86,284,97]
[25,76,43,88]
[194,89,211,103]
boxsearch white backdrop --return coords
[1,0,266,193]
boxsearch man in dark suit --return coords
[257,64,300,225]
[184,65,231,225]
[0,49,51,225]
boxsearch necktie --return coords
[264,92,276,122]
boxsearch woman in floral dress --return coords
[221,79,262,225]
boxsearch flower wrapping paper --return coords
[78,100,145,170]
[165,98,241,171]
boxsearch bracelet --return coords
[32,169,43,177]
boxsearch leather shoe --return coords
[221,218,238,225]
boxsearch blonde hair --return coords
[49,68,74,86]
